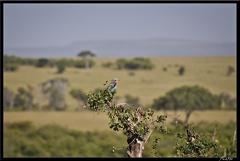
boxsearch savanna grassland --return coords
[3,56,236,130]
[4,56,236,109]
[3,56,237,157]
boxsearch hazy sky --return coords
[4,3,236,48]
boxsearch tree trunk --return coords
[184,110,193,124]
[126,106,153,158]
[127,136,143,157]
[85,57,89,74]
[126,130,152,158]
[109,105,153,158]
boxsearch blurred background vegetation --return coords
[3,52,236,157]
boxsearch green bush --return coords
[178,66,185,76]
[56,62,66,74]
[4,64,19,72]
[13,86,34,110]
[35,58,49,67]
[3,121,236,157]
[74,59,95,68]
[116,58,154,70]
[152,85,221,123]
[3,121,126,157]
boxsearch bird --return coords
[109,78,119,91]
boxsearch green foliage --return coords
[77,50,96,73]
[77,50,96,57]
[4,54,37,66]
[20,58,37,66]
[178,66,185,76]
[152,85,221,111]
[219,92,236,109]
[4,54,21,63]
[86,81,169,157]
[4,120,236,157]
[175,136,218,157]
[35,58,49,67]
[3,54,98,69]
[86,81,116,111]
[4,121,126,157]
[56,62,66,74]
[13,86,34,110]
[3,54,24,71]
[4,63,19,72]
[175,124,218,157]
[152,85,221,123]
[116,58,154,70]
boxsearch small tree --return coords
[152,85,221,124]
[227,66,235,76]
[3,87,15,110]
[219,92,236,109]
[56,62,66,74]
[77,50,95,74]
[175,123,219,157]
[41,78,69,111]
[178,66,185,76]
[86,81,169,157]
[13,86,34,110]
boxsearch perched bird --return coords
[109,78,119,91]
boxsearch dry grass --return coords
[4,110,236,131]
[3,56,236,110]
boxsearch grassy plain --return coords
[3,56,237,157]
[3,56,236,110]
[3,56,237,129]
[3,110,236,131]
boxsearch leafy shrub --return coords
[35,58,49,67]
[3,121,236,157]
[56,62,65,74]
[116,58,154,70]
[152,85,221,123]
[4,64,19,72]
[178,66,185,76]
[13,86,34,110]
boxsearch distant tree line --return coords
[102,57,155,70]
[3,53,95,73]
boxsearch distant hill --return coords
[4,38,236,58]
